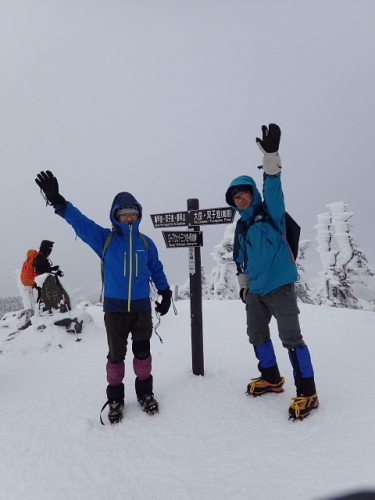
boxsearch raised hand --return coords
[35,171,66,206]
[255,124,282,175]
[256,123,281,153]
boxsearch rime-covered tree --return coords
[0,296,23,318]
[207,223,238,300]
[177,277,190,300]
[295,240,315,304]
[201,266,210,299]
[177,266,208,300]
[314,202,374,309]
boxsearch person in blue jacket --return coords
[225,124,319,421]
[35,171,172,424]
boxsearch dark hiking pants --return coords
[105,311,153,363]
[105,312,153,398]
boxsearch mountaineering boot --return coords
[100,383,125,425]
[138,393,159,415]
[247,376,285,396]
[289,394,319,421]
[247,355,285,396]
[108,400,124,424]
[135,375,158,415]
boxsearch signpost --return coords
[162,230,203,249]
[150,207,234,228]
[150,211,188,228]
[188,207,235,226]
[187,198,204,376]
[151,201,235,376]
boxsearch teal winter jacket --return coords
[226,173,297,295]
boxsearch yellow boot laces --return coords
[248,377,285,393]
[289,394,318,418]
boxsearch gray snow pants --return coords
[246,283,305,349]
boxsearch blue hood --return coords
[110,192,143,234]
[225,175,262,220]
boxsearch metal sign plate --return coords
[188,247,195,274]
[162,231,203,248]
[151,207,235,228]
[188,207,235,226]
[150,211,189,228]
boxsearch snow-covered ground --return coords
[1,299,375,500]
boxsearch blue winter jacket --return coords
[225,173,298,295]
[55,192,169,313]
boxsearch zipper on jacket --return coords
[127,225,133,312]
[135,253,138,277]
[123,253,127,276]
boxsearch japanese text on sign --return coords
[150,212,188,228]
[189,207,235,226]
[162,231,203,248]
[189,248,195,274]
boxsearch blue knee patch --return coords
[254,339,277,369]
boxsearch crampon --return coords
[138,393,159,416]
[289,394,319,421]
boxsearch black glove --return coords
[239,288,248,304]
[56,269,64,277]
[51,266,59,271]
[155,288,172,316]
[256,123,281,153]
[35,170,66,206]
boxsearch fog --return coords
[1,1,374,297]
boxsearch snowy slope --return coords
[1,300,375,500]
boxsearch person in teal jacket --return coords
[225,123,319,421]
[35,171,172,424]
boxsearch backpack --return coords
[281,212,301,260]
[235,203,301,262]
[20,249,38,287]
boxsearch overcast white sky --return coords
[1,1,375,298]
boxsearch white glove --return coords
[238,273,249,303]
[262,152,282,175]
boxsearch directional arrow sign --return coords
[151,207,235,228]
[162,231,203,248]
[188,207,235,226]
[150,211,189,228]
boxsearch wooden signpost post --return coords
[151,201,235,376]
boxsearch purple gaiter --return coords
[133,355,152,381]
[106,361,125,386]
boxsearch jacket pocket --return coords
[134,250,149,280]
